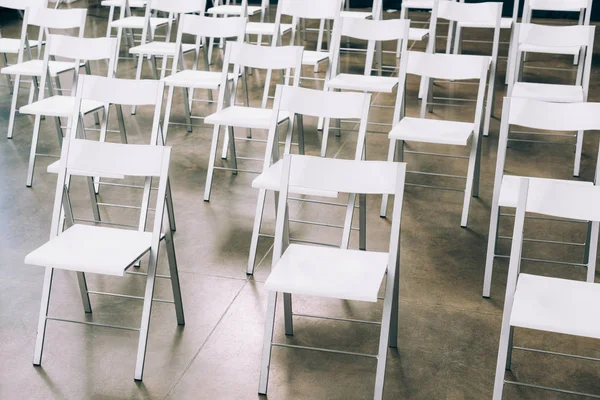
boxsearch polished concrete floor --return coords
[1,3,600,399]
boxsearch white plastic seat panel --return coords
[0,38,42,54]
[403,0,434,9]
[408,28,429,41]
[457,17,513,29]
[204,106,290,130]
[252,159,339,198]
[129,42,196,56]
[302,50,330,66]
[1,59,82,77]
[498,175,592,209]
[19,96,104,118]
[245,22,294,36]
[207,5,262,16]
[511,273,600,340]
[389,117,474,146]
[520,43,581,57]
[340,10,372,19]
[327,73,398,93]
[512,82,584,103]
[110,16,169,30]
[265,244,389,302]
[162,70,238,90]
[24,224,152,277]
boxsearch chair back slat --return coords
[405,51,490,80]
[278,85,371,120]
[438,1,502,24]
[507,97,600,132]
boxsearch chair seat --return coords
[457,17,513,29]
[20,96,104,118]
[0,38,41,54]
[162,70,237,90]
[207,5,262,16]
[512,82,584,103]
[409,27,429,41]
[110,16,169,30]
[101,0,146,6]
[340,10,372,19]
[2,59,82,77]
[498,175,592,208]
[511,273,600,340]
[265,244,389,302]
[205,106,290,130]
[389,117,474,146]
[24,224,152,277]
[520,43,581,57]
[302,50,330,66]
[129,42,196,56]
[245,22,294,36]
[327,73,398,93]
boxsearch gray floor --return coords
[2,3,600,399]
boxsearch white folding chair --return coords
[108,0,170,64]
[0,0,48,94]
[507,23,595,177]
[395,0,451,58]
[244,0,294,47]
[203,42,303,202]
[435,1,501,138]
[102,0,147,42]
[258,154,406,400]
[523,0,592,65]
[25,137,182,382]
[1,7,87,139]
[493,178,600,399]
[323,17,410,157]
[271,0,342,77]
[128,0,206,94]
[248,84,372,274]
[161,14,247,136]
[483,97,600,298]
[22,35,118,187]
[381,51,489,228]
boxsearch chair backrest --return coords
[507,23,595,100]
[0,0,47,10]
[397,50,490,123]
[69,75,165,147]
[170,14,247,77]
[494,97,600,190]
[524,0,592,25]
[18,7,87,64]
[216,41,303,113]
[263,85,372,173]
[272,0,343,49]
[50,139,172,255]
[271,154,407,277]
[330,17,411,77]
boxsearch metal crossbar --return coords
[405,183,463,192]
[514,346,600,362]
[126,271,171,279]
[497,236,585,247]
[289,218,359,231]
[504,380,600,398]
[88,290,173,303]
[499,213,587,224]
[272,342,377,358]
[46,317,139,332]
[404,150,469,159]
[294,313,381,325]
[495,254,586,267]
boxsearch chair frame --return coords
[258,153,407,400]
[482,96,600,298]
[247,84,372,274]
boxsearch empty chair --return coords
[483,97,600,298]
[396,0,450,58]
[21,35,118,187]
[493,178,600,399]
[258,154,407,400]
[324,17,410,157]
[128,0,206,91]
[0,0,48,94]
[161,14,247,136]
[1,7,88,139]
[25,137,183,381]
[507,23,595,176]
[381,51,490,227]
[203,42,303,202]
[435,1,502,137]
[271,0,342,77]
[248,84,372,274]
